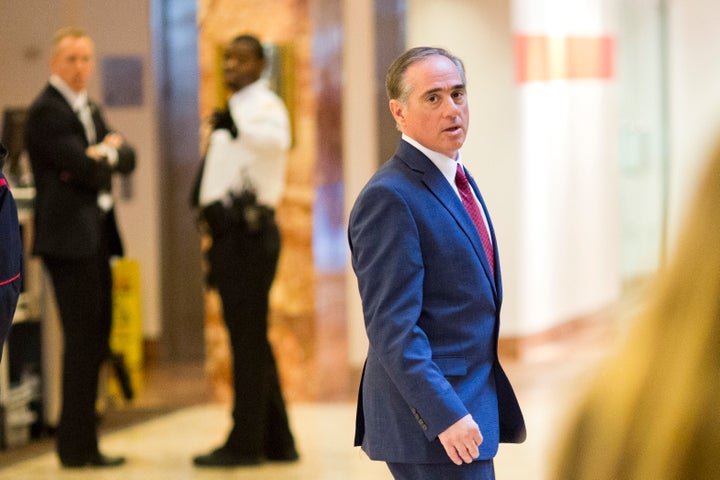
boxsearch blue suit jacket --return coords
[349,140,525,464]
[0,146,22,351]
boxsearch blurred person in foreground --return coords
[190,34,298,467]
[549,140,720,479]
[25,27,136,468]
[0,143,22,353]
[348,46,526,480]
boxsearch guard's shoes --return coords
[61,452,126,468]
[266,447,300,463]
[193,447,263,467]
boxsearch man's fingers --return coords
[444,445,463,466]
[438,415,484,464]
[443,443,477,465]
[466,442,480,460]
[448,444,474,465]
[458,444,475,464]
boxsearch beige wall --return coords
[667,0,720,242]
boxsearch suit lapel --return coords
[397,141,499,300]
[47,85,93,146]
[466,169,502,302]
[89,101,104,142]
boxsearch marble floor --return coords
[0,270,638,479]
[0,315,620,480]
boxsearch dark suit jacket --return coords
[25,84,135,259]
[0,145,22,346]
[349,140,525,464]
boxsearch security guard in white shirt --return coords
[192,34,298,467]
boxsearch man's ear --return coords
[389,99,405,128]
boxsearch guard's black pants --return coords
[207,217,295,456]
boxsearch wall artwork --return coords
[102,56,144,107]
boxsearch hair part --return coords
[385,46,466,104]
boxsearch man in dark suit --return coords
[348,47,526,479]
[25,27,135,468]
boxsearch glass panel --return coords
[617,0,668,284]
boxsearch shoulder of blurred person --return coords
[549,139,720,479]
[0,144,23,338]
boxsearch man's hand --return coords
[437,414,483,465]
[102,132,124,149]
[86,133,123,163]
[85,144,106,161]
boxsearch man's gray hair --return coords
[385,46,466,104]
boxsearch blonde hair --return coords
[52,27,90,53]
[550,140,720,479]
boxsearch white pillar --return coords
[343,0,378,368]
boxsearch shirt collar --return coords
[230,78,268,101]
[49,74,89,111]
[401,134,464,188]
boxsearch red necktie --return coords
[455,163,495,275]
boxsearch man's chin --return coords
[441,136,466,153]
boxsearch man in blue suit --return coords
[349,47,526,479]
[0,143,22,353]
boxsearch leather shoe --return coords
[61,452,126,468]
[193,447,263,467]
[265,448,299,462]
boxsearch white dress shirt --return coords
[199,79,290,208]
[50,74,96,143]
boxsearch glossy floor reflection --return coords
[0,316,617,480]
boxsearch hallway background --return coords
[1,0,720,453]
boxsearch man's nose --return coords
[224,57,239,68]
[442,96,461,115]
